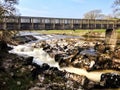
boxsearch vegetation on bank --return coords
[29,29,120,38]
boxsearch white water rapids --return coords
[9,32,119,82]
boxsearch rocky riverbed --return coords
[0,41,99,90]
[33,38,120,71]
[0,32,120,90]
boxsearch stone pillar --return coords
[52,23,55,30]
[105,29,117,51]
[62,24,65,30]
[31,18,34,30]
[71,23,73,30]
[3,17,7,30]
[18,17,21,30]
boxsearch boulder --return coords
[31,63,43,79]
[42,63,50,70]
[100,73,120,88]
[55,54,64,62]
[112,58,120,70]
[24,56,33,65]
[0,41,12,52]
[94,42,106,53]
[114,49,120,59]
[12,35,37,44]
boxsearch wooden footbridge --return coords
[0,16,120,30]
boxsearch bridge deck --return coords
[0,16,119,30]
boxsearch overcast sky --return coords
[18,0,115,18]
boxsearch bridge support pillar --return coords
[105,29,117,51]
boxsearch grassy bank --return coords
[30,29,106,36]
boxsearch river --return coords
[9,32,120,82]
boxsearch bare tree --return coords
[0,0,19,42]
[0,0,19,16]
[83,9,105,19]
[113,0,120,12]
[111,0,120,19]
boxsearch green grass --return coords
[30,29,106,36]
[116,30,120,33]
